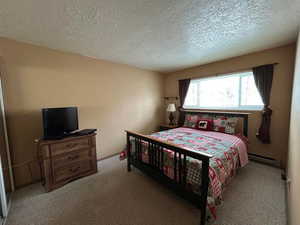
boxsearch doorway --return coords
[0,62,15,221]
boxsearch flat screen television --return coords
[42,107,78,139]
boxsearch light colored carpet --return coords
[5,157,286,225]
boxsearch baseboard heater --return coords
[248,153,280,167]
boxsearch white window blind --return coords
[183,71,263,110]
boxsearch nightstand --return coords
[159,124,179,131]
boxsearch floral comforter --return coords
[131,127,248,224]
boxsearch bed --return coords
[125,110,249,225]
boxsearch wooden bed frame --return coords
[126,110,249,225]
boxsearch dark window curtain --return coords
[252,64,274,144]
[178,79,191,126]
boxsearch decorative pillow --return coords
[183,114,199,128]
[213,117,238,134]
[197,118,213,131]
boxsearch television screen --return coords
[42,107,78,139]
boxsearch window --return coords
[183,71,263,110]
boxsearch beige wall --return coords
[164,44,296,167]
[0,37,296,188]
[288,32,300,225]
[0,38,164,187]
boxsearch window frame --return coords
[183,71,264,111]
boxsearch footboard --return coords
[126,130,212,225]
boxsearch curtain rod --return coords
[216,63,279,76]
[218,62,279,76]
[180,63,279,81]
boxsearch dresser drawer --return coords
[51,138,90,156]
[53,160,93,183]
[52,149,91,168]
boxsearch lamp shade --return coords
[166,103,176,112]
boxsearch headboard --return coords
[180,109,250,137]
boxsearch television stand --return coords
[36,133,97,192]
[42,134,69,140]
[73,129,97,136]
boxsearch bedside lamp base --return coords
[168,112,175,126]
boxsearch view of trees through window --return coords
[184,71,263,110]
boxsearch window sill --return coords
[182,107,263,113]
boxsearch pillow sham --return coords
[183,114,199,128]
[197,118,213,131]
[213,117,238,134]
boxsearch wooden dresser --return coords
[37,133,97,192]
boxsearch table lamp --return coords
[166,103,176,125]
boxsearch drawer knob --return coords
[68,155,79,160]
[66,143,78,148]
[70,166,80,173]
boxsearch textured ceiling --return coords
[0,0,300,72]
